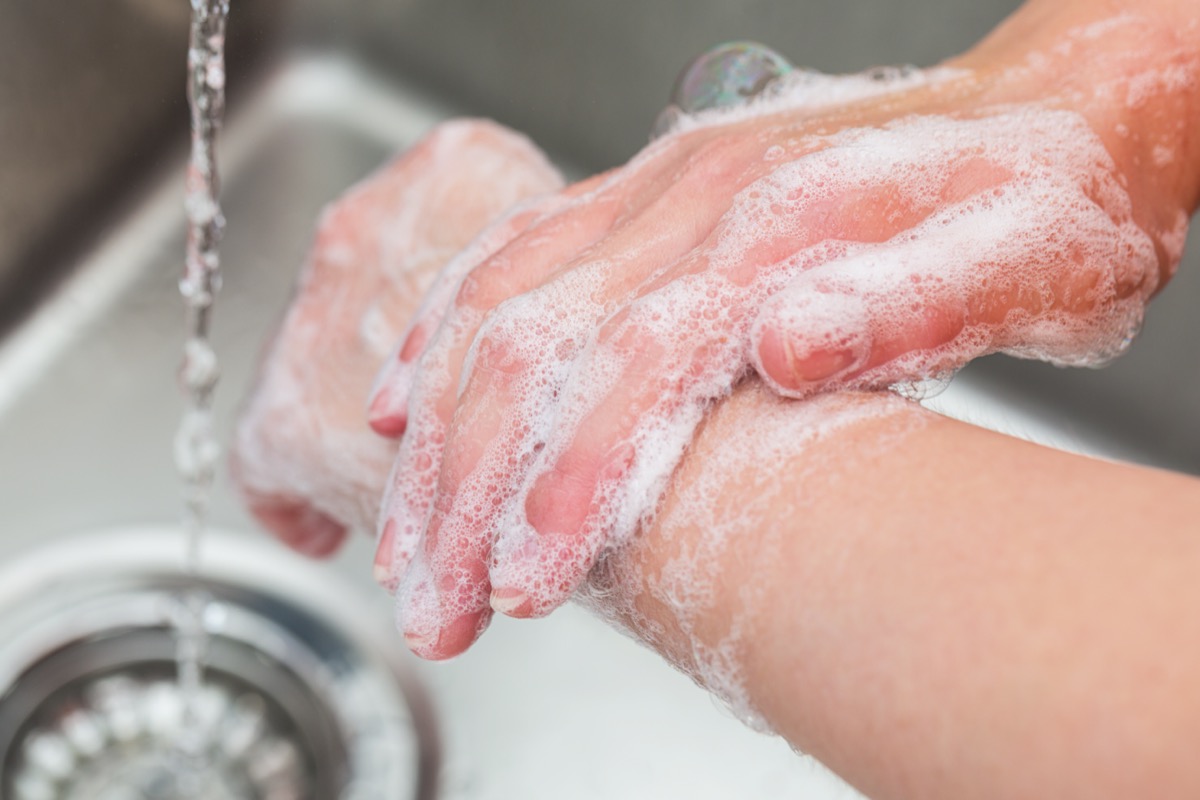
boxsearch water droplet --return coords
[890,372,955,401]
[181,338,220,394]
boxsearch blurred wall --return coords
[0,0,280,324]
[297,0,1024,169]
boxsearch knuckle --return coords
[454,252,521,311]
[677,130,757,185]
[471,311,527,379]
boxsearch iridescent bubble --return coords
[652,41,793,138]
[673,41,793,112]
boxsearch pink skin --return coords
[221,93,1200,800]
[365,189,579,439]
[232,5,1196,661]
[371,14,1193,659]
[231,119,563,558]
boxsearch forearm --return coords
[590,385,1200,800]
[960,0,1200,222]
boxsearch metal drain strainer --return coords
[0,529,439,800]
[8,636,319,800]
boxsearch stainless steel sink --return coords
[1,1,1197,798]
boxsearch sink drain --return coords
[0,529,438,800]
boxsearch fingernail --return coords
[368,389,408,437]
[399,326,427,363]
[490,587,533,617]
[404,612,487,660]
[251,499,346,558]
[788,346,858,384]
[403,630,437,655]
[294,512,346,558]
[397,560,442,657]
[756,288,871,394]
[373,519,397,590]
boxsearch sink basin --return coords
[1,1,1196,797]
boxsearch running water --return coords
[172,0,230,782]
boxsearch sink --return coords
[0,1,1196,798]
[0,51,862,800]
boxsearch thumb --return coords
[751,251,970,398]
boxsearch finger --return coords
[400,152,759,614]
[374,122,773,471]
[388,286,560,643]
[396,546,494,661]
[370,280,566,592]
[375,309,517,601]
[487,317,683,619]
[372,154,688,589]
[393,338,524,657]
[367,195,561,438]
[363,120,565,435]
[243,492,349,558]
[484,138,1035,609]
[469,139,975,616]
[380,119,928,605]
[751,179,1158,396]
[434,125,761,320]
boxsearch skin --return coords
[606,387,1200,800]
[365,0,1200,657]
[232,120,564,556]
[233,0,1200,796]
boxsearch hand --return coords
[231,119,562,556]
[371,7,1195,658]
[228,112,904,692]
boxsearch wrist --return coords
[579,387,926,732]
[953,0,1199,280]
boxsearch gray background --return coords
[289,0,1023,169]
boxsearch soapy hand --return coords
[371,20,1192,658]
[231,119,562,556]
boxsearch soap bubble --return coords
[652,41,793,138]
[672,42,793,113]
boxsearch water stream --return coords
[172,0,230,786]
